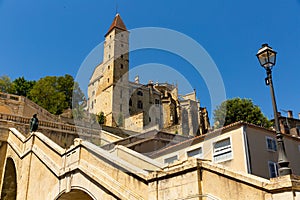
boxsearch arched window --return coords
[137,91,143,96]
[121,64,123,69]
[129,98,132,106]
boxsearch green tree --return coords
[96,112,106,125]
[72,105,85,120]
[213,98,272,128]
[29,76,67,115]
[57,74,85,109]
[28,75,85,115]
[11,76,36,96]
[0,75,13,93]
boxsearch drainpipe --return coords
[242,125,252,174]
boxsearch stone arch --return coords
[1,158,17,200]
[55,188,95,200]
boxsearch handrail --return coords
[0,113,101,136]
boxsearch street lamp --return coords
[256,43,292,176]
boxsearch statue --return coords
[30,114,39,132]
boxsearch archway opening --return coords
[1,158,17,200]
[57,189,93,200]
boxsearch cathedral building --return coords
[88,14,209,136]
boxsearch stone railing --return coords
[0,92,59,122]
[0,113,100,134]
[0,92,24,102]
[23,96,59,122]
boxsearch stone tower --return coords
[88,13,129,127]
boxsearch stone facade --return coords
[1,127,300,199]
[87,14,210,136]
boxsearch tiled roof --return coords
[106,13,127,36]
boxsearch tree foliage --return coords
[96,112,106,125]
[28,75,85,115]
[0,75,13,93]
[29,76,68,115]
[11,76,36,96]
[213,98,272,128]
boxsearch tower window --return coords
[108,78,109,83]
[137,101,143,109]
[155,99,160,106]
[108,65,110,70]
[121,55,124,58]
[121,44,124,47]
[129,98,132,106]
[108,54,111,59]
[121,64,123,69]
[137,91,143,96]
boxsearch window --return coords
[108,78,110,83]
[296,125,300,135]
[266,137,277,151]
[108,65,110,70]
[187,147,203,159]
[108,54,111,59]
[137,91,143,96]
[129,98,132,106]
[121,44,124,47]
[213,138,232,163]
[164,155,178,164]
[121,55,124,58]
[121,64,123,69]
[92,91,95,96]
[155,99,160,106]
[137,101,143,109]
[120,104,122,112]
[149,117,151,122]
[268,161,278,178]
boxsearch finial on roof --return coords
[115,0,118,15]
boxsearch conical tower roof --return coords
[105,13,127,36]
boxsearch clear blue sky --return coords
[1,0,300,121]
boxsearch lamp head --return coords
[256,43,277,69]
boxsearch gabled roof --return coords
[105,13,127,36]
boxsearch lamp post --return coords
[256,43,292,176]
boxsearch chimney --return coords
[135,75,139,84]
[287,110,293,118]
[277,112,281,117]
